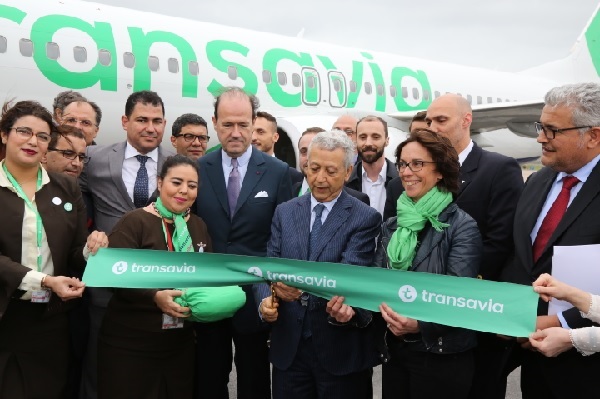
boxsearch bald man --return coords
[382,94,524,399]
[333,114,359,163]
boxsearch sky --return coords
[85,0,600,72]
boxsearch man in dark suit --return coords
[194,87,293,399]
[257,130,381,399]
[345,116,397,217]
[502,83,600,399]
[78,90,173,399]
[294,127,369,204]
[383,94,524,398]
[252,111,303,185]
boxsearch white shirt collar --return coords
[361,161,387,182]
[124,142,159,162]
[458,140,474,166]
[221,145,252,167]
[310,191,341,213]
[555,153,600,184]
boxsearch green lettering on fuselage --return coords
[391,67,432,111]
[206,40,258,96]
[30,15,117,91]
[0,4,26,24]
[263,48,314,107]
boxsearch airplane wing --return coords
[388,100,544,137]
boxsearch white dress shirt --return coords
[310,193,340,230]
[122,142,158,203]
[362,164,386,217]
[458,140,474,167]
[222,146,253,187]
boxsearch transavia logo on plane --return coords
[398,285,505,313]
[246,267,337,288]
[112,261,128,275]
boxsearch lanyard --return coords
[3,163,43,272]
[161,218,175,252]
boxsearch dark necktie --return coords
[133,155,149,208]
[227,158,241,219]
[309,203,325,256]
[532,175,579,262]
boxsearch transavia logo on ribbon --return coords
[399,284,505,313]
[246,266,337,288]
[112,261,128,275]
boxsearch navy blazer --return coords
[256,190,382,375]
[384,143,523,281]
[196,147,292,333]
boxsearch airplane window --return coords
[123,52,135,68]
[506,99,510,102]
[377,84,384,96]
[402,87,408,98]
[364,82,372,95]
[228,65,237,80]
[487,96,493,103]
[188,61,199,76]
[307,76,315,89]
[46,42,60,60]
[262,70,272,84]
[412,87,419,100]
[168,58,179,73]
[277,72,287,86]
[292,73,301,87]
[0,36,7,53]
[477,96,482,105]
[423,89,431,101]
[435,91,441,98]
[467,94,472,105]
[333,79,341,92]
[73,46,87,63]
[98,49,111,66]
[19,39,33,57]
[390,86,397,98]
[148,55,159,71]
[349,80,357,92]
[497,98,502,102]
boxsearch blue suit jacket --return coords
[196,147,292,333]
[256,190,382,375]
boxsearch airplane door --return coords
[301,67,320,106]
[327,71,347,108]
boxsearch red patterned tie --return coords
[532,175,580,262]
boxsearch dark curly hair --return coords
[0,100,54,136]
[394,129,460,194]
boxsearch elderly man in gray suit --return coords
[78,90,173,399]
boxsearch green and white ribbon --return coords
[83,248,538,337]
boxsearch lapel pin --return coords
[52,197,62,205]
[64,202,73,212]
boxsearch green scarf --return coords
[386,186,452,270]
[155,198,193,253]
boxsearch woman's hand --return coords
[43,276,85,301]
[154,290,189,318]
[86,230,109,255]
[533,273,591,313]
[529,327,573,357]
[326,296,355,323]
[380,302,420,336]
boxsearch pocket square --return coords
[254,191,269,198]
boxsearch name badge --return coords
[162,313,184,329]
[31,289,51,303]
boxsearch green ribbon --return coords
[83,248,538,337]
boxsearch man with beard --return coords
[345,115,397,216]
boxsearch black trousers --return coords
[194,318,271,399]
[272,337,373,399]
[382,340,474,399]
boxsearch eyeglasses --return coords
[11,127,51,143]
[63,117,97,129]
[534,122,591,140]
[48,148,90,163]
[174,133,210,143]
[397,160,436,172]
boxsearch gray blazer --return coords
[79,141,173,234]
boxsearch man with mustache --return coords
[345,115,397,217]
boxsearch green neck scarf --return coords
[386,186,452,270]
[155,198,193,252]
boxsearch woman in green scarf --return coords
[97,155,213,399]
[375,130,482,399]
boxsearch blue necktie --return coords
[227,158,241,219]
[309,203,325,257]
[133,155,149,208]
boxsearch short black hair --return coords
[408,111,427,132]
[159,154,200,180]
[125,90,164,118]
[172,113,208,136]
[0,100,53,136]
[49,125,86,148]
[357,115,388,137]
[213,87,259,120]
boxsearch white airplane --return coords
[1,0,599,166]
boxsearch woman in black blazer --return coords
[0,101,107,399]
